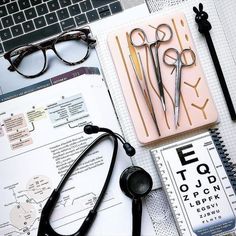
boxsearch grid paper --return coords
[147,0,236,62]
[151,0,236,163]
[92,0,236,190]
[214,0,236,64]
[147,0,236,235]
[91,0,236,235]
[146,0,186,11]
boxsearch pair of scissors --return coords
[129,24,173,112]
[163,48,196,128]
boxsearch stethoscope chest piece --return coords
[119,166,153,198]
[119,166,153,236]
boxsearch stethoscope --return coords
[37,125,153,236]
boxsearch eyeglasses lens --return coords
[10,45,45,77]
[54,31,89,64]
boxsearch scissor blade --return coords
[160,96,166,112]
[153,46,166,112]
[174,106,179,128]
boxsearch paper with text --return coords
[0,74,155,236]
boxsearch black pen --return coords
[193,3,236,121]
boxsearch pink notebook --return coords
[107,12,218,144]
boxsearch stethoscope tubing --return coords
[38,132,119,236]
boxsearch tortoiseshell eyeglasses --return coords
[4,28,96,79]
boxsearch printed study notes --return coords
[0,67,155,236]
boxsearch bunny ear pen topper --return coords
[193,3,236,121]
[193,3,212,33]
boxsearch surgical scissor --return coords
[130,24,173,112]
[163,48,196,128]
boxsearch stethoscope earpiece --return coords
[119,166,153,236]
[84,125,136,157]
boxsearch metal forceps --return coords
[163,48,196,128]
[129,53,161,136]
[129,24,173,112]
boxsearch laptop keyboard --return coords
[0,0,123,54]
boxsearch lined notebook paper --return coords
[90,0,236,189]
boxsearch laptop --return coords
[0,0,146,95]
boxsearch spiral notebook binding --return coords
[209,128,236,194]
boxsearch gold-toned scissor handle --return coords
[129,28,147,48]
[156,24,173,42]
